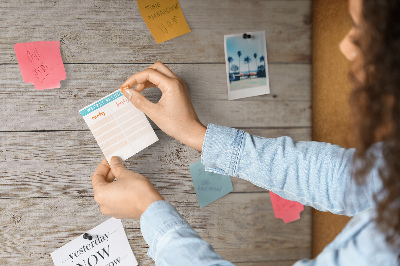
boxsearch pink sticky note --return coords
[14,41,67,90]
[270,191,304,223]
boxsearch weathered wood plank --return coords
[0,128,311,198]
[0,0,311,64]
[1,63,311,101]
[0,63,311,131]
[0,0,312,264]
[0,194,312,265]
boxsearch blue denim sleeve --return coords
[201,124,383,216]
[140,200,235,265]
[293,210,399,266]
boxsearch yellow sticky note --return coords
[137,0,191,44]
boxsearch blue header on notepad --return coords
[80,91,123,117]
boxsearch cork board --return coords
[312,0,354,257]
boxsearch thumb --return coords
[109,156,128,179]
[92,159,111,189]
[123,89,155,116]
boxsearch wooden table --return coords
[0,0,312,265]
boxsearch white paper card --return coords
[79,90,158,162]
[51,218,138,266]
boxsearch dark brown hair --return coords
[350,0,400,252]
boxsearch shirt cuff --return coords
[140,200,191,259]
[201,124,245,177]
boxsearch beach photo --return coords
[224,31,270,100]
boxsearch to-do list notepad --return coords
[80,90,158,162]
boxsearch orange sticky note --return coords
[270,191,304,223]
[137,0,191,44]
[14,41,66,90]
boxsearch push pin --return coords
[83,233,93,240]
[242,33,252,39]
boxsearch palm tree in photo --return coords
[231,64,239,72]
[237,51,242,76]
[227,56,233,73]
[253,53,258,73]
[260,55,266,71]
[259,55,266,77]
[244,56,251,78]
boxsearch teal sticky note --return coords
[189,161,233,208]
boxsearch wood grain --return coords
[0,194,311,265]
[0,128,311,198]
[0,0,311,64]
[0,0,312,264]
[0,63,311,131]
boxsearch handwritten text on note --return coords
[14,41,67,90]
[189,161,233,208]
[137,0,191,44]
[269,191,304,223]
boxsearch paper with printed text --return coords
[51,218,138,266]
[79,90,158,162]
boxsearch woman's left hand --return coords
[91,156,164,219]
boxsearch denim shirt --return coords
[140,124,399,265]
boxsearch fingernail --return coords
[120,85,130,92]
[110,156,122,165]
[125,89,133,100]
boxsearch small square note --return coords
[14,41,67,90]
[190,161,233,208]
[269,191,304,223]
[79,90,158,162]
[137,0,191,44]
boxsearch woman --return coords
[91,0,400,264]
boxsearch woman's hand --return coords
[120,61,206,152]
[91,156,164,220]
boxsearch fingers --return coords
[147,61,177,79]
[105,168,116,183]
[120,62,177,90]
[121,68,172,93]
[122,89,158,116]
[109,156,129,179]
[119,62,181,118]
[92,159,110,190]
[125,62,177,92]
[135,81,155,92]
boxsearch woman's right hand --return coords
[120,61,207,152]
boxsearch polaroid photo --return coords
[224,31,270,100]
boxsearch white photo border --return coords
[224,31,270,100]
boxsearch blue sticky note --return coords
[189,161,233,208]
